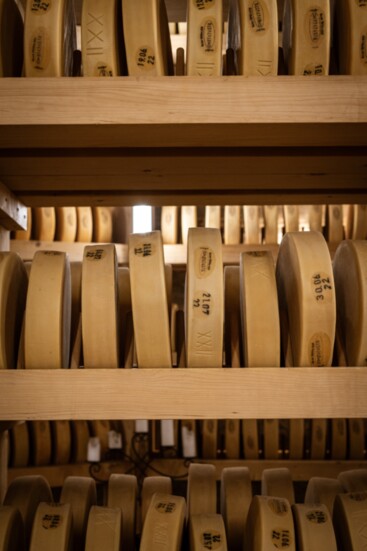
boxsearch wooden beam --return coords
[0,181,27,231]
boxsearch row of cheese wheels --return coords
[162,204,367,245]
[1,0,366,78]
[7,417,366,469]
[1,466,367,550]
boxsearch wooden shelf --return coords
[0,77,366,206]
[0,368,366,421]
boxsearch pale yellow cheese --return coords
[70,420,90,463]
[92,207,113,243]
[30,502,72,551]
[201,419,218,459]
[224,206,241,245]
[242,420,259,459]
[205,206,221,229]
[85,506,121,551]
[190,514,228,551]
[55,207,77,242]
[0,0,23,77]
[141,476,173,527]
[345,205,367,240]
[331,418,347,460]
[262,468,295,505]
[0,506,25,551]
[304,477,344,516]
[221,467,252,551]
[263,206,279,244]
[161,206,179,244]
[336,0,367,75]
[263,419,280,460]
[307,205,323,232]
[9,422,29,468]
[107,474,137,551]
[60,476,97,551]
[140,493,185,551]
[333,491,367,551]
[283,206,299,233]
[76,207,93,243]
[289,419,304,460]
[326,205,344,244]
[243,206,261,244]
[338,469,367,492]
[29,421,52,466]
[51,420,71,465]
[224,419,240,459]
[348,419,365,460]
[187,463,217,522]
[181,206,198,245]
[293,503,337,551]
[310,418,327,459]
[32,207,56,241]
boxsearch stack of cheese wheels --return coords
[81,0,121,76]
[333,240,367,366]
[221,467,252,551]
[276,231,336,367]
[140,493,185,551]
[263,206,279,244]
[205,206,221,229]
[186,0,223,76]
[82,244,119,368]
[24,0,76,76]
[0,252,27,369]
[190,514,228,551]
[9,422,29,467]
[243,206,261,244]
[0,0,23,77]
[29,421,52,466]
[333,492,367,550]
[25,251,71,369]
[338,469,367,492]
[92,207,113,242]
[307,205,323,232]
[224,206,241,245]
[262,468,295,505]
[337,0,367,75]
[345,205,367,240]
[293,503,337,551]
[3,475,52,547]
[55,207,77,242]
[32,208,56,241]
[70,420,90,463]
[85,506,121,551]
[122,0,173,75]
[187,463,216,523]
[14,208,32,241]
[107,474,137,551]
[181,206,198,245]
[141,476,172,526]
[0,506,25,551]
[29,502,72,551]
[331,418,347,459]
[304,477,344,515]
[283,205,299,233]
[326,205,344,244]
[60,476,96,550]
[76,207,93,242]
[245,496,296,551]
[161,206,178,244]
[283,0,330,75]
[52,420,71,464]
[310,418,327,459]
[229,0,278,76]
[129,231,171,368]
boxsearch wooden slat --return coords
[0,181,27,231]
[0,368,366,420]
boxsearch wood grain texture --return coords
[0,181,27,230]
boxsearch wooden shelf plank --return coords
[0,368,366,421]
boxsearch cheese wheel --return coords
[245,496,296,551]
[201,419,218,459]
[85,506,121,551]
[51,420,71,465]
[262,468,295,505]
[0,0,23,77]
[0,506,25,551]
[283,0,330,75]
[55,207,77,242]
[224,265,241,368]
[293,503,337,551]
[186,227,224,367]
[32,208,56,241]
[92,207,113,242]
[14,208,32,241]
[347,205,367,240]
[141,476,173,526]
[221,467,252,551]
[333,492,367,551]
[81,0,121,77]
[181,420,198,458]
[70,261,82,355]
[331,418,347,460]
[9,422,29,468]
[337,0,367,75]
[123,311,134,368]
[240,250,280,367]
[326,205,344,244]
[3,475,52,547]
[229,0,278,76]
[287,419,304,459]
[243,206,261,244]
[176,46,185,75]
[338,469,367,492]
[283,206,299,233]
[242,420,260,459]
[24,0,76,76]
[70,420,90,463]
[60,476,97,550]
[348,419,365,460]
[161,206,179,244]
[181,206,198,245]
[310,418,327,459]
[0,252,27,369]
[29,421,52,466]
[75,207,93,243]
[264,419,280,460]
[187,463,217,522]
[82,244,119,368]
[190,514,228,551]
[333,240,367,366]
[129,231,171,368]
[122,0,173,75]
[307,205,323,232]
[107,474,137,551]
[304,477,344,516]
[88,420,110,458]
[224,206,241,245]
[205,206,221,229]
[186,0,223,76]
[263,206,279,244]
[140,493,185,551]
[276,231,336,367]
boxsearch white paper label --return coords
[182,424,197,458]
[87,437,101,462]
[108,430,122,449]
[135,420,149,433]
[161,420,175,447]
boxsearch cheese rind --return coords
[181,206,198,245]
[60,476,97,551]
[224,206,241,245]
[187,463,217,522]
[161,206,179,244]
[293,503,337,551]
[140,493,185,551]
[55,207,77,242]
[338,469,367,492]
[107,474,137,551]
[243,206,261,244]
[190,514,228,551]
[221,467,252,551]
[333,492,367,551]
[141,476,173,526]
[85,506,121,551]
[337,0,367,75]
[205,206,221,229]
[32,208,56,241]
[0,506,25,551]
[262,468,295,505]
[0,0,23,77]
[305,477,344,516]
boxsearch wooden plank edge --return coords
[0,181,27,231]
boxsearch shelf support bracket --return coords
[0,181,27,232]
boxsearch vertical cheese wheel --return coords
[283,206,299,233]
[141,476,173,527]
[201,419,218,459]
[187,463,217,522]
[262,468,295,505]
[186,0,223,76]
[336,0,367,75]
[129,231,171,368]
[224,419,240,459]
[276,231,336,367]
[243,206,261,244]
[264,206,279,244]
[240,250,280,367]
[348,419,365,459]
[92,207,113,242]
[221,467,252,551]
[117,266,131,362]
[76,207,93,243]
[107,474,137,551]
[161,206,179,244]
[326,205,344,244]
[331,419,347,460]
[25,251,71,369]
[85,506,121,551]
[181,420,198,458]
[333,492,367,551]
[3,475,52,547]
[310,418,327,459]
[347,205,367,240]
[245,495,296,551]
[264,419,280,460]
[0,0,23,77]
[185,228,224,367]
[333,240,367,366]
[55,207,77,242]
[88,420,110,458]
[205,206,221,229]
[224,206,241,245]
[24,0,76,76]
[9,422,29,468]
[81,0,121,77]
[0,506,25,551]
[181,206,197,245]
[224,265,241,368]
[307,205,323,232]
[165,263,173,312]
[289,419,304,460]
[293,503,337,551]
[140,493,185,551]
[14,208,32,241]
[190,514,228,551]
[82,244,119,368]
[242,420,260,459]
[122,0,173,75]
[305,477,344,516]
[32,207,56,241]
[70,261,82,355]
[60,476,97,551]
[70,420,90,463]
[0,252,27,369]
[29,421,52,466]
[51,420,71,465]
[338,470,367,492]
